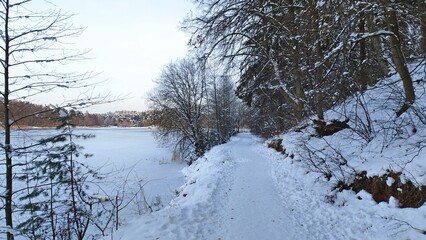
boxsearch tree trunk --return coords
[289,0,306,121]
[382,3,415,117]
[69,129,80,240]
[212,78,221,142]
[4,1,14,239]
[366,12,389,78]
[420,1,426,56]
[358,11,369,91]
[294,66,306,121]
[311,2,324,120]
[49,171,56,240]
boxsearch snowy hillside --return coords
[110,62,426,240]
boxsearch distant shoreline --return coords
[2,126,156,130]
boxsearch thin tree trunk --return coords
[289,0,305,121]
[213,78,221,142]
[420,1,426,56]
[50,169,56,240]
[294,66,305,121]
[4,0,14,239]
[382,3,415,116]
[358,11,369,90]
[311,2,324,120]
[271,55,303,121]
[68,127,81,240]
[366,12,389,78]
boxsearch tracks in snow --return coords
[209,134,306,240]
[113,133,386,240]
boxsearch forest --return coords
[150,0,425,158]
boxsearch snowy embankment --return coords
[110,133,425,240]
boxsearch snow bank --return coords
[109,135,237,239]
[271,61,426,239]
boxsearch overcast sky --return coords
[48,0,194,113]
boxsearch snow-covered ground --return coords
[110,133,425,240]
[111,62,426,240]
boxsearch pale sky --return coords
[45,0,194,113]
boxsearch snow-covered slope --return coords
[110,61,426,240]
[272,60,426,239]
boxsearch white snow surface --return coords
[109,133,426,240]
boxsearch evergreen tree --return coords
[14,109,103,239]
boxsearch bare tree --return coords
[149,58,208,163]
[207,71,239,144]
[185,0,307,133]
[380,0,415,116]
[0,1,107,239]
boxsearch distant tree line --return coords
[0,99,156,128]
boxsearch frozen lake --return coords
[8,127,186,219]
[76,128,186,206]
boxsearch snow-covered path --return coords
[114,134,313,240]
[111,133,426,240]
[210,134,304,240]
